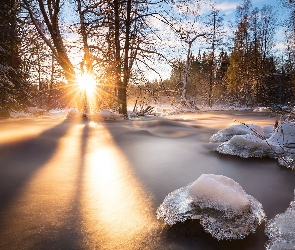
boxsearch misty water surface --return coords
[0,110,294,250]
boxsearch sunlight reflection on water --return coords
[80,123,162,250]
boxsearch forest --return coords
[0,0,294,117]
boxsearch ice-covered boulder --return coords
[268,121,295,150]
[262,125,274,139]
[156,174,266,240]
[216,134,278,158]
[210,124,264,143]
[99,110,122,120]
[215,122,295,160]
[278,154,295,170]
[253,107,272,112]
[265,194,295,250]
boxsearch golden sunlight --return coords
[77,74,97,93]
[80,123,162,249]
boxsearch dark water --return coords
[105,110,295,250]
[0,111,294,250]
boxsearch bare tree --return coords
[158,0,211,109]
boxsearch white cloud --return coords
[274,42,286,51]
[216,1,239,15]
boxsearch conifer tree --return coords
[0,0,30,112]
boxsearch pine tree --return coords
[0,0,30,112]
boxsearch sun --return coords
[77,74,96,93]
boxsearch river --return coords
[0,110,294,249]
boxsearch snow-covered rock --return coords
[189,174,251,212]
[210,124,264,143]
[268,121,295,149]
[156,174,266,240]
[262,125,275,139]
[216,133,277,158]
[99,109,116,120]
[27,106,45,114]
[265,194,295,250]
[253,107,272,112]
[215,122,295,160]
[67,108,80,118]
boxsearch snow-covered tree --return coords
[0,0,30,112]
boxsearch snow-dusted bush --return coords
[156,174,266,240]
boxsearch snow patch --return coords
[253,107,272,112]
[66,109,123,120]
[189,174,250,212]
[216,134,276,158]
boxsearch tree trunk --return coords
[25,0,77,92]
[120,0,132,116]
[114,0,122,112]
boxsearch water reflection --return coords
[81,122,161,249]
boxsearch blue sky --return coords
[213,0,286,50]
[215,0,281,14]
[150,0,287,79]
[214,0,285,24]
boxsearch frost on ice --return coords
[156,174,266,240]
[209,124,264,143]
[265,194,295,250]
[278,154,295,170]
[213,122,295,167]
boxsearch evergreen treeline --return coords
[165,0,295,108]
[0,0,31,115]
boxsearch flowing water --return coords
[0,110,294,249]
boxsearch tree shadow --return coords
[0,119,72,211]
[30,122,90,249]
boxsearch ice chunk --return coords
[278,154,295,169]
[265,240,295,250]
[267,122,295,150]
[265,194,295,250]
[156,174,266,240]
[216,133,277,158]
[210,124,264,143]
[215,122,295,159]
[189,174,250,212]
[262,125,274,139]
